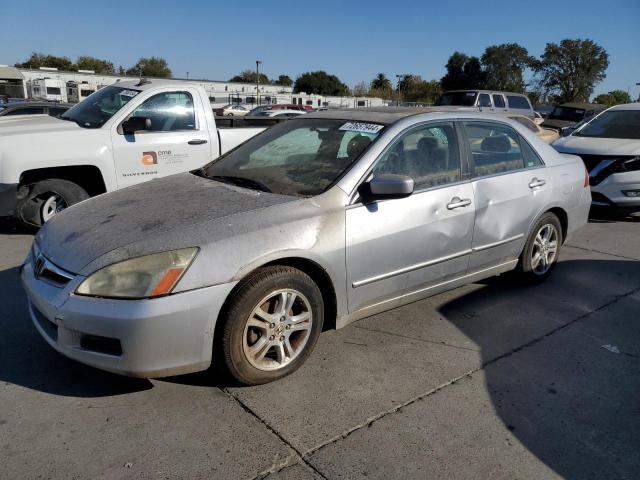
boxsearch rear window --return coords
[507,95,531,110]
[435,91,478,107]
[46,87,61,95]
[548,107,585,122]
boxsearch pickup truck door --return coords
[111,87,212,189]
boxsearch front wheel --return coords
[17,179,89,227]
[217,266,324,385]
[516,212,563,283]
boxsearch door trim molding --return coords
[471,233,524,253]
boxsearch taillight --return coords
[584,167,589,188]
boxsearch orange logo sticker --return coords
[142,151,157,165]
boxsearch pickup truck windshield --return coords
[435,92,477,107]
[61,86,140,128]
[548,106,585,122]
[574,110,640,140]
[203,119,383,196]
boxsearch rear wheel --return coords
[17,179,89,227]
[516,212,562,283]
[217,266,324,385]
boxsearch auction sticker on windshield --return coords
[339,122,384,134]
[119,90,139,97]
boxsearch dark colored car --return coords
[0,101,72,118]
[542,102,606,133]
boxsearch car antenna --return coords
[136,78,151,87]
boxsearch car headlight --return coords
[76,248,198,299]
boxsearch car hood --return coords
[553,136,640,156]
[36,173,299,275]
[0,114,83,135]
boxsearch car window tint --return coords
[49,107,66,117]
[6,107,45,115]
[511,116,538,132]
[506,95,531,110]
[463,122,526,177]
[131,91,195,131]
[520,136,543,168]
[478,94,492,107]
[372,122,461,190]
[492,94,505,108]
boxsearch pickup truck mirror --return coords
[360,174,414,201]
[122,116,152,134]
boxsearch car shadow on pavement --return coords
[439,259,640,479]
[0,217,37,235]
[0,266,152,397]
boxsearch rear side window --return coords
[478,94,492,107]
[372,122,461,190]
[506,95,531,110]
[520,137,543,168]
[492,94,505,108]
[463,121,526,177]
[130,91,196,131]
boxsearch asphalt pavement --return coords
[0,213,638,479]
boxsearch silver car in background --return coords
[21,108,591,385]
[553,103,640,214]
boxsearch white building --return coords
[1,66,389,108]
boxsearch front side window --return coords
[574,110,640,140]
[130,91,196,132]
[203,119,383,196]
[463,122,526,177]
[372,122,461,190]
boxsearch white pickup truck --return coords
[0,79,266,226]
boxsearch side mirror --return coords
[361,174,414,200]
[122,116,152,134]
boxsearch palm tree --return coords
[371,73,392,91]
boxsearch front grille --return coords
[33,254,74,287]
[578,154,639,186]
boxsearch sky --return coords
[1,0,639,98]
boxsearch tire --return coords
[217,266,324,385]
[17,178,89,227]
[516,212,563,283]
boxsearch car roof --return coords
[443,89,527,96]
[558,102,605,109]
[1,102,72,108]
[608,103,640,111]
[302,107,479,125]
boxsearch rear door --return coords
[461,120,548,271]
[345,121,475,313]
[111,87,212,189]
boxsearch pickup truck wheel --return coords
[516,212,562,283]
[17,179,89,227]
[217,266,324,385]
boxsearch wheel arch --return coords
[19,165,107,197]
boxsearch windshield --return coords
[61,86,140,128]
[435,91,477,107]
[574,110,640,140]
[202,119,384,196]
[548,106,585,122]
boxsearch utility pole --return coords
[256,60,262,106]
[636,83,640,102]
[395,74,403,107]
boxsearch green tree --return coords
[15,52,74,71]
[75,55,114,74]
[229,69,269,84]
[371,73,392,91]
[535,39,609,103]
[275,74,293,86]
[398,75,441,104]
[126,57,172,78]
[593,89,632,107]
[481,43,535,92]
[293,71,347,95]
[441,52,486,91]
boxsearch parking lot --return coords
[1,213,639,479]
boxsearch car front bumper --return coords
[21,253,237,378]
[591,171,640,210]
[0,182,18,217]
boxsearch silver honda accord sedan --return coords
[21,109,591,385]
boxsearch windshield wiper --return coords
[208,175,271,193]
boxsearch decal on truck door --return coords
[142,151,158,165]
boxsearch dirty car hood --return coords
[36,173,297,274]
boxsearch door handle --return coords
[188,139,208,145]
[529,178,546,188]
[446,197,472,210]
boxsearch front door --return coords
[345,121,475,313]
[111,88,212,189]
